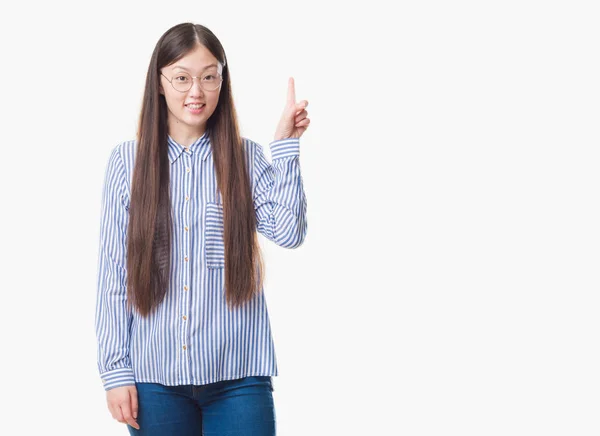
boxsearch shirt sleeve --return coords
[94,144,136,391]
[251,138,307,248]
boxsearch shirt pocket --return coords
[205,202,225,268]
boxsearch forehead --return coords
[166,44,221,74]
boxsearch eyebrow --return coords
[172,63,218,72]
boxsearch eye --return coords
[175,76,188,82]
[203,75,215,80]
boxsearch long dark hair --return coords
[126,22,264,317]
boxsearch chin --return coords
[181,113,203,122]
[183,118,206,129]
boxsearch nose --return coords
[188,77,205,97]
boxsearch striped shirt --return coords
[95,129,307,391]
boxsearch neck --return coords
[168,120,207,148]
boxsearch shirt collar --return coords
[167,130,211,164]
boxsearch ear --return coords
[159,83,165,95]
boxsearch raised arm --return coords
[251,76,311,248]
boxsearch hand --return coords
[106,385,140,430]
[274,77,311,141]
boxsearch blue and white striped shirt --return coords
[95,129,307,391]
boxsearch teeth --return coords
[187,104,204,109]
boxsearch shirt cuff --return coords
[269,138,300,160]
[100,367,136,391]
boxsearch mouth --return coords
[185,103,205,114]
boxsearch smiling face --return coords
[159,43,223,140]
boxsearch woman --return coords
[95,22,310,435]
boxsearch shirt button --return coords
[182,315,187,320]
[183,345,187,350]
[185,195,189,201]
[186,167,191,173]
[184,256,188,262]
[184,285,188,291]
[185,226,189,232]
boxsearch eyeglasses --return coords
[161,71,223,93]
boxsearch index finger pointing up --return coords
[287,77,296,105]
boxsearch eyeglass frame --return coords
[160,71,223,93]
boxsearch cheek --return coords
[209,94,220,110]
[201,96,216,115]
[165,92,185,109]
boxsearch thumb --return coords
[129,387,138,419]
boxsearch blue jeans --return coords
[127,376,276,435]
